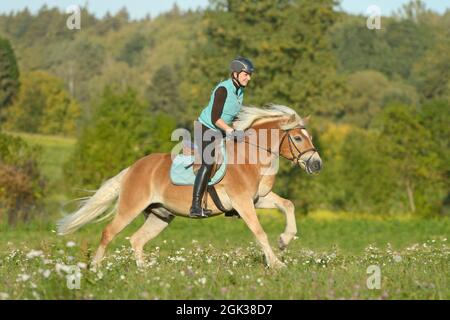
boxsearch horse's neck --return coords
[248,118,285,150]
[226,118,284,168]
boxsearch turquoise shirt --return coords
[198,78,244,130]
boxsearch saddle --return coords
[182,140,225,178]
[180,140,240,218]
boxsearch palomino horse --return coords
[57,105,322,269]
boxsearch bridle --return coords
[280,127,317,168]
[242,126,317,169]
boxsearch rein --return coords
[240,126,317,168]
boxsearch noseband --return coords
[279,127,317,168]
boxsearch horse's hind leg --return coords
[130,208,175,267]
[91,188,151,268]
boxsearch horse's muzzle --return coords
[306,158,322,174]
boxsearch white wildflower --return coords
[55,263,71,274]
[66,241,76,248]
[96,271,103,280]
[17,274,30,282]
[26,250,43,259]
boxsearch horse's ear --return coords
[303,115,311,125]
[289,114,296,122]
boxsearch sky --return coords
[0,0,448,20]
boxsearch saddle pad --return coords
[170,139,227,186]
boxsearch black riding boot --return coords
[189,164,213,218]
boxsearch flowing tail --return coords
[57,168,130,235]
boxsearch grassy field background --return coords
[0,132,448,300]
[1,215,449,300]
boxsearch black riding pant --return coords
[192,124,225,196]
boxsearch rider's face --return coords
[235,71,252,87]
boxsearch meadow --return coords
[0,214,449,300]
[0,132,448,300]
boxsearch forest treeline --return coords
[0,0,448,223]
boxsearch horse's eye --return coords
[294,136,302,142]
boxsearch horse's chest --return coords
[257,175,276,197]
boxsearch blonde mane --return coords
[233,104,304,131]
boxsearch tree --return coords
[342,70,418,127]
[418,100,450,215]
[412,39,450,101]
[0,37,19,119]
[118,32,151,67]
[0,132,45,225]
[4,71,81,135]
[146,64,185,125]
[374,104,444,215]
[332,10,434,79]
[183,0,344,119]
[393,0,432,23]
[63,87,177,191]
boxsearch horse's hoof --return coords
[269,260,287,269]
[279,232,297,250]
[136,260,146,268]
[278,237,288,251]
[89,264,99,273]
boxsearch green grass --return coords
[0,214,449,300]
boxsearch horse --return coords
[57,105,322,269]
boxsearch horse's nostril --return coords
[311,160,321,171]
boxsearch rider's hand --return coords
[226,129,246,143]
[233,130,246,143]
[225,128,234,140]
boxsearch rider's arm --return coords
[215,118,234,134]
[211,87,234,134]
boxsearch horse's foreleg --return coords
[255,191,297,250]
[130,212,174,267]
[230,196,285,269]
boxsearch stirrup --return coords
[189,207,212,218]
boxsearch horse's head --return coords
[234,105,322,174]
[278,113,322,174]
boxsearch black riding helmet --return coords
[230,57,254,87]
[230,57,254,75]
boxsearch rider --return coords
[189,57,254,218]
